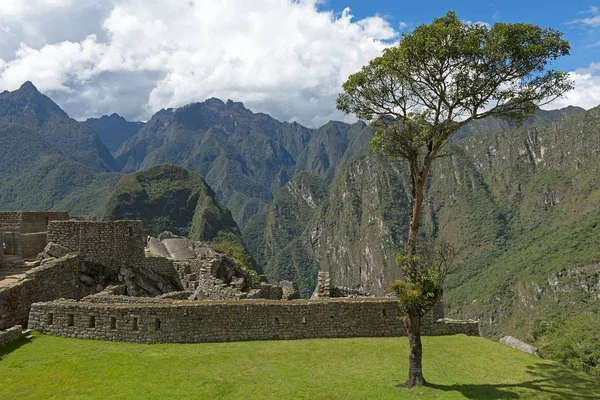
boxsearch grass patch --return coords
[1,334,599,399]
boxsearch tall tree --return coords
[337,11,572,388]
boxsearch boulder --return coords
[147,237,170,258]
[158,231,179,241]
[162,237,196,260]
[499,336,540,357]
[44,242,71,258]
[279,280,301,300]
[119,265,183,297]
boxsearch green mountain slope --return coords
[105,164,243,242]
[0,121,121,217]
[444,107,600,339]
[86,113,144,154]
[244,172,329,296]
[114,99,372,226]
[0,82,118,172]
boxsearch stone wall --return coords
[21,232,48,258]
[28,297,479,343]
[47,221,145,277]
[0,211,69,234]
[0,325,23,347]
[0,255,99,329]
[144,256,177,277]
[0,211,70,258]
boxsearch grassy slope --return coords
[1,334,598,399]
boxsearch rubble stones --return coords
[43,242,71,258]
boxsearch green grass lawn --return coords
[1,333,599,399]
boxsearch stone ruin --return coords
[0,210,475,346]
[146,231,301,301]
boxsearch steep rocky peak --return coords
[0,81,69,124]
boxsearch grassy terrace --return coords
[1,334,599,399]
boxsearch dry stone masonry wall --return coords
[0,212,70,258]
[47,221,145,277]
[0,325,24,347]
[28,297,479,343]
[0,255,99,329]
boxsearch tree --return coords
[336,11,573,388]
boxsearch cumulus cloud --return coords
[541,63,600,111]
[0,0,398,126]
[0,1,597,126]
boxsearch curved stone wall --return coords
[28,297,479,343]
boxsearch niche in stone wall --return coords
[46,313,53,326]
[110,317,116,330]
[67,314,74,326]
[154,319,161,331]
[132,317,139,331]
[89,316,96,328]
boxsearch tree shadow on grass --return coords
[0,336,33,361]
[426,362,600,399]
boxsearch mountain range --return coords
[0,81,598,373]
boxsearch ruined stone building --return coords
[0,211,70,260]
[0,210,478,345]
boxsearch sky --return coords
[0,0,599,127]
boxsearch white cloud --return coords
[541,63,600,111]
[570,6,600,28]
[0,0,396,126]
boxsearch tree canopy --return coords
[337,11,572,170]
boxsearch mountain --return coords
[0,82,118,172]
[453,105,585,141]
[0,82,122,217]
[243,172,329,296]
[293,120,373,182]
[105,163,246,246]
[86,113,144,153]
[114,99,372,226]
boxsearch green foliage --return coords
[388,279,440,317]
[338,12,572,149]
[534,312,600,376]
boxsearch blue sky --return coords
[321,1,600,72]
[0,1,598,125]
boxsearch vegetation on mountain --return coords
[104,164,254,270]
[0,82,118,172]
[86,113,144,154]
[243,172,328,296]
[114,99,372,226]
[337,11,572,387]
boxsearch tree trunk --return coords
[405,176,425,280]
[401,164,429,388]
[403,314,425,388]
